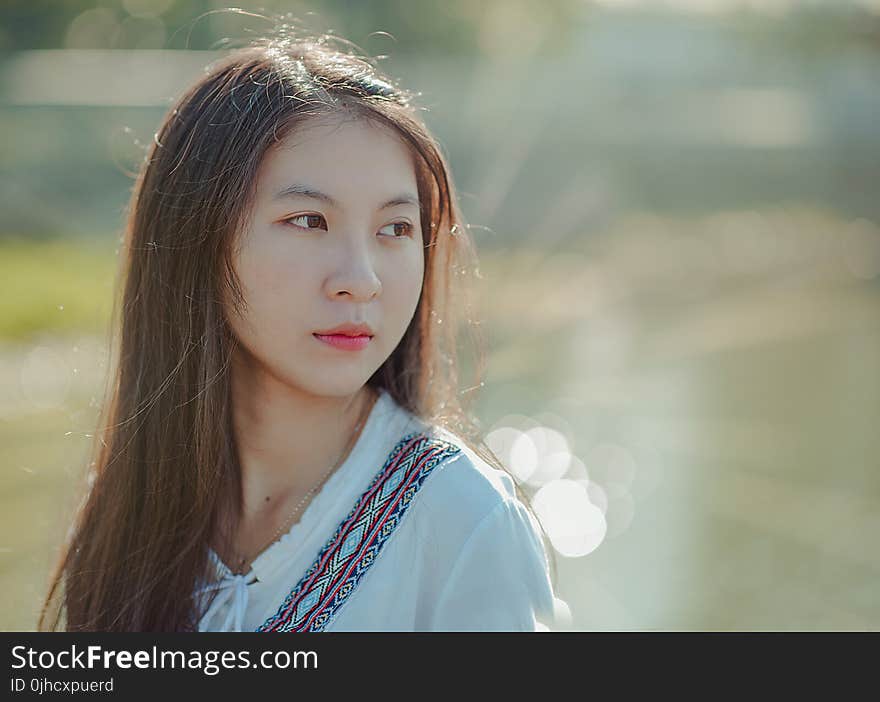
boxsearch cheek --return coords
[233,243,312,330]
[383,251,424,320]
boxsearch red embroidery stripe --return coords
[268,434,425,629]
[299,444,442,630]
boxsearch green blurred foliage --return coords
[0,237,116,340]
[0,0,583,55]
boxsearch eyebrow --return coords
[272,184,421,212]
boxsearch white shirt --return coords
[196,388,562,632]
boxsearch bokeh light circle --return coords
[533,479,606,557]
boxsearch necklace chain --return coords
[230,389,377,575]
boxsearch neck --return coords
[228,348,377,522]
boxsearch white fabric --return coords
[196,388,562,632]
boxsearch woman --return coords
[40,29,562,632]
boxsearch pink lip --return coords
[313,333,373,351]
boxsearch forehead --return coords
[255,116,418,203]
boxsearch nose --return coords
[325,241,382,302]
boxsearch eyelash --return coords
[283,213,415,239]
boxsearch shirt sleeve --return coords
[428,497,558,631]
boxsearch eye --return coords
[284,213,327,231]
[378,221,415,239]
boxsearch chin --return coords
[297,371,375,399]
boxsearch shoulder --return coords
[391,422,550,577]
[374,393,545,560]
[398,425,557,630]
[369,402,561,630]
[399,423,522,533]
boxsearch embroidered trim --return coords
[256,431,461,632]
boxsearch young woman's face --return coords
[227,115,425,398]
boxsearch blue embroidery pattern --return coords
[257,431,461,632]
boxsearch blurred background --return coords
[1,0,879,631]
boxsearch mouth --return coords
[312,333,373,351]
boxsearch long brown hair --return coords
[40,28,557,631]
